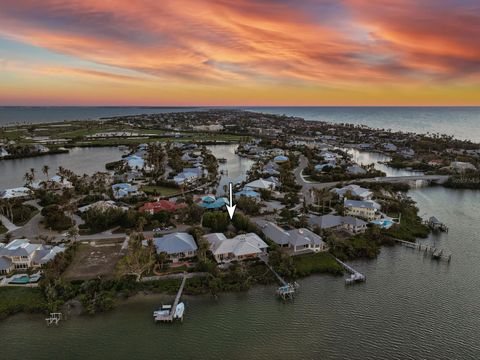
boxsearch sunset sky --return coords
[0,0,479,106]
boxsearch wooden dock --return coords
[334,257,366,285]
[154,273,187,323]
[259,255,298,300]
[393,238,452,262]
[424,216,449,232]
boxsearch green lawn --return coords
[141,185,181,197]
[293,252,343,277]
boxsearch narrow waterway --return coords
[1,186,479,359]
[207,144,254,195]
[346,148,424,177]
[0,147,124,189]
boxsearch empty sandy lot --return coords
[63,243,124,281]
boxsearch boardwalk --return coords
[393,238,452,262]
[334,257,366,284]
[154,273,187,323]
[259,254,298,300]
[259,254,287,286]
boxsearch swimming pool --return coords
[371,219,394,229]
[9,275,30,284]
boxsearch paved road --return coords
[0,215,20,233]
[9,213,45,239]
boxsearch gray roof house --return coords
[255,220,290,246]
[148,233,198,261]
[0,239,66,270]
[0,256,14,275]
[332,185,372,200]
[255,220,328,253]
[203,233,268,263]
[344,199,382,221]
[309,214,368,234]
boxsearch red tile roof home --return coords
[139,200,187,213]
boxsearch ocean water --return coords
[1,106,479,142]
[246,106,480,142]
[0,106,202,125]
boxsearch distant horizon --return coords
[1,105,480,108]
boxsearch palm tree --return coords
[157,251,168,272]
[24,172,33,187]
[66,226,79,244]
[136,216,147,232]
[42,165,50,180]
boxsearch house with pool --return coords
[0,239,66,274]
[344,199,382,221]
[255,220,329,254]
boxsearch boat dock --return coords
[393,238,452,262]
[424,216,449,232]
[154,274,187,323]
[334,257,366,285]
[260,255,298,300]
[45,312,63,326]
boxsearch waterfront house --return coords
[383,143,398,152]
[147,233,197,262]
[0,187,32,199]
[139,200,187,214]
[111,183,141,199]
[255,220,328,253]
[398,148,415,158]
[332,185,373,200]
[124,155,145,170]
[0,239,65,271]
[173,167,204,185]
[308,214,368,234]
[346,165,367,175]
[287,228,327,253]
[203,233,268,263]
[32,144,49,153]
[0,147,9,158]
[450,161,476,172]
[235,187,261,200]
[358,143,372,150]
[244,178,276,191]
[263,162,280,176]
[344,199,381,221]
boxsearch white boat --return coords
[173,302,185,319]
[153,302,185,319]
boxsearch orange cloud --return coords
[0,0,479,105]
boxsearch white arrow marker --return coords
[226,182,237,220]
